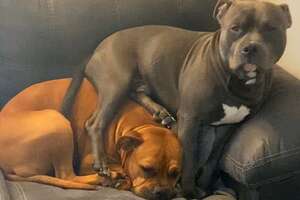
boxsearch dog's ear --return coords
[213,0,235,23]
[117,131,143,152]
[279,4,292,29]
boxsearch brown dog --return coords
[0,79,182,200]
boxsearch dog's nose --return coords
[153,186,172,200]
[241,43,258,56]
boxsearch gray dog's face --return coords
[215,0,292,85]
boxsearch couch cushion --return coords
[5,181,238,200]
[221,66,300,187]
[6,181,143,200]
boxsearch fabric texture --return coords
[6,181,142,200]
[221,66,300,187]
[0,170,10,200]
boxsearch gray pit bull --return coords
[62,0,292,198]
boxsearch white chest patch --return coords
[211,104,250,126]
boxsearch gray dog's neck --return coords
[210,31,231,83]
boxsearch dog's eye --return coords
[264,24,277,32]
[141,166,157,177]
[230,25,241,33]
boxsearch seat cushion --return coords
[6,181,143,200]
[221,66,300,187]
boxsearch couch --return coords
[1,0,300,199]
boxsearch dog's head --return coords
[214,0,292,85]
[117,126,182,200]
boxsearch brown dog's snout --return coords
[152,186,175,200]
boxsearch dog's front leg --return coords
[177,115,199,198]
[177,114,215,199]
[130,91,176,127]
[197,125,234,191]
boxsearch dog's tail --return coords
[60,56,91,118]
[60,55,92,175]
[6,174,97,190]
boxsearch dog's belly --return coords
[211,104,250,126]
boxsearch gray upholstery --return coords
[0,170,10,200]
[220,66,300,200]
[1,0,300,200]
[222,66,300,187]
[6,181,143,200]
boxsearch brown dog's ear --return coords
[213,0,235,23]
[117,131,143,152]
[279,4,292,29]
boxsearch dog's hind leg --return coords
[84,52,136,176]
[84,86,132,176]
[6,174,97,190]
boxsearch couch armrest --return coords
[221,65,300,187]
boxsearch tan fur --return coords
[0,79,182,197]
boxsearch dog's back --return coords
[1,79,71,114]
[2,78,156,134]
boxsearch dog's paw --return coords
[99,170,131,190]
[113,177,132,190]
[98,168,111,177]
[99,177,113,187]
[94,162,109,175]
[96,163,111,177]
[111,171,131,189]
[152,108,176,128]
[93,162,101,171]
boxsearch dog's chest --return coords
[211,104,250,126]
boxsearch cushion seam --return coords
[14,182,28,200]
[245,148,300,171]
[223,148,300,186]
[245,146,300,166]
[247,168,300,187]
[224,145,300,170]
